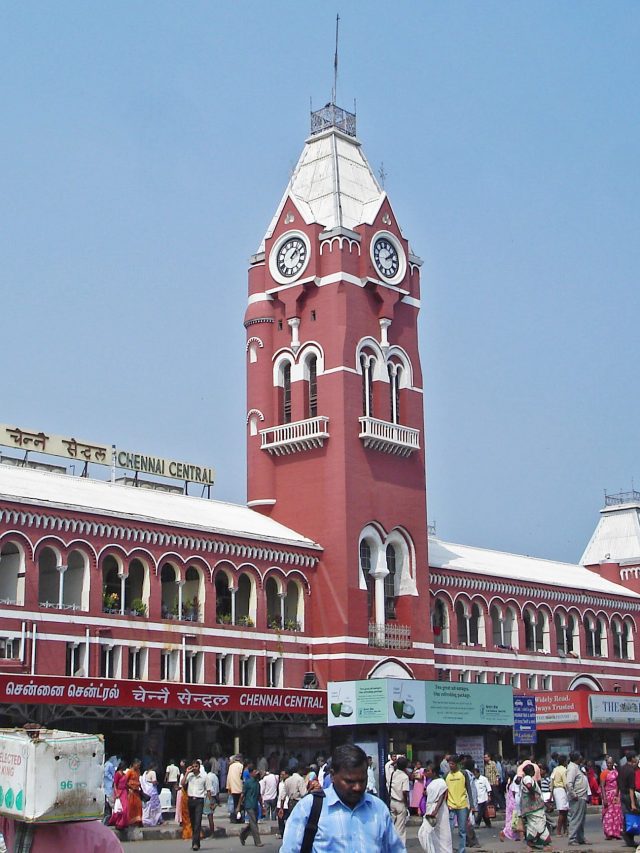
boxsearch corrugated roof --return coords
[580,504,640,566]
[429,537,639,599]
[259,128,385,251]
[0,465,320,549]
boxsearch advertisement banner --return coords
[0,674,325,715]
[589,694,640,725]
[329,679,514,726]
[455,736,485,769]
[425,682,514,726]
[529,692,588,730]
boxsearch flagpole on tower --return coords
[332,13,340,105]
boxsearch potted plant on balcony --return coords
[130,598,146,617]
[237,615,255,628]
[284,618,301,632]
[267,615,282,630]
[216,613,232,625]
[184,597,199,621]
[103,591,119,613]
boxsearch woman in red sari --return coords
[601,757,622,840]
[108,760,129,830]
[125,759,143,827]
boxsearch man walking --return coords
[618,752,639,848]
[227,754,244,821]
[565,751,589,846]
[445,755,470,853]
[284,763,307,812]
[281,743,405,851]
[164,758,180,807]
[238,766,265,848]
[484,753,503,810]
[388,755,410,845]
[182,759,212,852]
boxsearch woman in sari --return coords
[419,766,451,853]
[141,765,163,827]
[177,769,193,840]
[410,761,426,814]
[125,759,143,827]
[601,757,622,840]
[519,765,551,850]
[108,760,129,830]
[500,775,523,842]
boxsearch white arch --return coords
[367,659,414,679]
[386,345,414,388]
[568,674,602,692]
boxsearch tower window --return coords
[361,355,373,418]
[384,545,396,619]
[308,356,318,418]
[278,319,283,331]
[282,363,292,424]
[311,310,316,321]
[388,364,401,424]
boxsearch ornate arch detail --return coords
[386,345,414,389]
[246,408,265,425]
[319,235,361,255]
[33,537,66,563]
[568,674,602,692]
[366,658,414,679]
[246,336,264,352]
[0,531,34,560]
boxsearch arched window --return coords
[455,601,469,645]
[308,355,318,418]
[595,617,606,657]
[284,580,301,630]
[432,598,450,645]
[183,567,202,621]
[524,609,548,652]
[160,563,178,619]
[38,547,60,608]
[612,618,625,659]
[388,363,401,424]
[39,547,86,611]
[361,354,374,418]
[360,540,374,619]
[624,619,635,660]
[64,550,88,611]
[491,604,505,647]
[102,556,120,613]
[555,612,571,654]
[215,573,232,624]
[583,615,605,657]
[384,544,396,619]
[124,559,146,615]
[0,542,24,606]
[236,573,253,626]
[469,603,482,645]
[265,577,280,628]
[504,606,517,648]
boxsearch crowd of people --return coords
[100,746,640,852]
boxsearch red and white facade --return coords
[1,103,640,757]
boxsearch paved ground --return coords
[120,811,634,852]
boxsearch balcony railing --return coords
[368,622,411,649]
[260,416,329,456]
[359,417,420,457]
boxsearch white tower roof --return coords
[580,496,640,566]
[259,104,386,252]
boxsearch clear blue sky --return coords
[2,1,639,563]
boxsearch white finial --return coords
[332,13,340,104]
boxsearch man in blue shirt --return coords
[281,744,405,852]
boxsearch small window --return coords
[100,645,119,678]
[216,654,228,685]
[128,647,147,680]
[277,319,283,331]
[267,657,283,688]
[384,545,396,619]
[310,310,316,321]
[308,356,318,418]
[282,363,292,424]
[184,651,204,684]
[239,655,255,687]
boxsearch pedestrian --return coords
[276,769,290,839]
[141,765,163,826]
[227,754,244,821]
[165,758,180,807]
[550,755,568,836]
[366,755,378,795]
[388,755,411,844]
[260,767,279,819]
[203,760,220,837]
[410,760,425,813]
[445,755,470,853]
[280,743,405,851]
[182,759,212,852]
[103,754,118,824]
[0,816,124,852]
[108,760,129,830]
[284,763,307,812]
[519,764,552,850]
[472,767,492,827]
[484,753,501,810]
[600,756,622,840]
[420,766,452,853]
[618,751,639,848]
[238,765,265,847]
[565,751,589,845]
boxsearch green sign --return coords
[328,679,514,727]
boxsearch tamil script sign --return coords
[0,423,215,485]
[328,679,514,727]
[513,695,537,744]
[0,674,324,715]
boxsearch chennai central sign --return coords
[0,423,215,485]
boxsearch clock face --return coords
[276,237,308,278]
[373,237,400,279]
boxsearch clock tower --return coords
[244,103,433,683]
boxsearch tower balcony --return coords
[359,416,420,457]
[368,622,412,649]
[260,416,330,456]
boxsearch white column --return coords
[379,318,391,350]
[177,580,185,620]
[57,564,67,608]
[278,591,286,627]
[230,587,237,625]
[288,317,301,353]
[119,573,126,616]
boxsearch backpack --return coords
[300,789,326,853]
